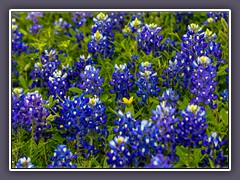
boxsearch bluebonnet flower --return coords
[78,65,104,96]
[203,12,229,25]
[56,94,108,158]
[225,67,228,85]
[109,64,135,105]
[12,90,51,141]
[29,24,43,34]
[15,156,34,168]
[161,37,179,54]
[220,89,228,102]
[48,69,69,99]
[129,17,142,34]
[29,49,60,89]
[88,30,114,59]
[68,55,95,81]
[71,12,93,27]
[107,111,162,168]
[162,58,180,88]
[174,12,193,32]
[201,132,228,168]
[12,20,28,55]
[88,12,114,59]
[127,54,139,72]
[26,12,43,34]
[151,101,180,162]
[176,104,208,148]
[109,12,127,31]
[145,154,174,168]
[26,12,43,23]
[12,88,25,133]
[54,18,73,35]
[137,23,164,57]
[47,144,77,168]
[164,24,224,109]
[190,56,218,109]
[158,88,180,110]
[12,59,19,86]
[136,62,161,104]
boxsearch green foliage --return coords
[11,11,229,169]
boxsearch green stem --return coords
[30,120,35,157]
[188,146,191,168]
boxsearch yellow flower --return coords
[122,96,134,105]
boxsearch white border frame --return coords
[9,9,231,171]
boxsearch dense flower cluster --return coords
[78,65,104,96]
[163,24,224,109]
[88,12,114,59]
[48,68,69,99]
[203,12,229,25]
[109,12,127,31]
[174,12,193,32]
[11,11,229,169]
[12,89,51,141]
[190,56,218,109]
[109,64,135,105]
[136,62,160,104]
[137,23,164,57]
[56,94,108,158]
[26,12,43,34]
[72,12,93,27]
[107,111,161,168]
[12,19,29,55]
[68,55,95,81]
[201,132,228,168]
[158,88,179,108]
[29,49,62,95]
[15,156,34,168]
[151,100,180,162]
[176,104,208,148]
[47,144,77,168]
[54,18,73,36]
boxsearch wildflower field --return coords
[11,11,230,169]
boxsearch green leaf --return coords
[221,18,228,33]
[19,76,28,89]
[220,108,228,125]
[125,104,135,116]
[68,87,83,94]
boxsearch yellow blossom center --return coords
[89,98,96,106]
[207,17,214,24]
[189,104,198,113]
[205,28,212,37]
[94,30,102,41]
[143,61,149,67]
[200,56,209,64]
[132,18,141,27]
[123,25,131,33]
[116,136,125,144]
[97,12,106,21]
